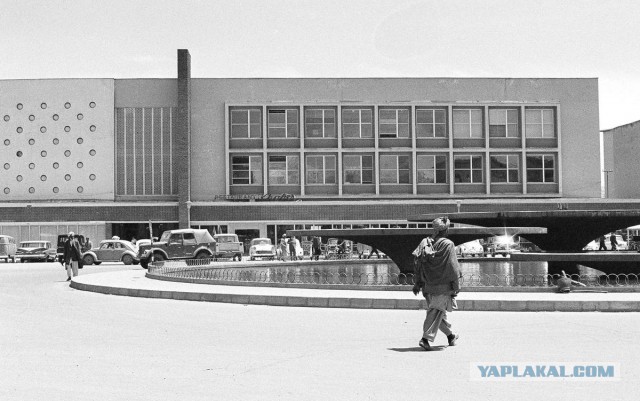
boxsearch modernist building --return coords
[0,50,601,247]
[602,120,640,199]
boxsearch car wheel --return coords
[122,254,134,265]
[140,258,149,269]
[20,259,25,263]
[236,254,243,261]
[153,253,165,262]
[82,254,95,266]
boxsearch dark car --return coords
[138,229,216,269]
[56,234,86,264]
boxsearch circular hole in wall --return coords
[89,174,96,181]
[41,150,47,157]
[40,126,47,133]
[89,149,96,156]
[16,175,23,182]
[53,114,59,121]
[64,174,71,181]
[17,127,23,133]
[53,187,59,193]
[3,188,9,194]
[4,139,10,146]
[77,113,83,120]
[64,150,71,157]
[29,187,35,194]
[29,115,35,121]
[77,138,83,144]
[29,138,35,145]
[64,126,71,132]
[89,102,96,108]
[40,175,47,181]
[77,186,83,193]
[29,163,35,170]
[40,103,47,109]
[53,138,59,145]
[53,162,59,169]
[3,115,9,122]
[77,162,83,168]
[90,125,96,132]
[3,163,9,170]
[17,103,23,110]
[16,151,23,157]
[65,102,71,109]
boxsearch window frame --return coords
[343,154,374,185]
[341,107,374,138]
[416,154,448,184]
[453,108,484,138]
[231,155,263,185]
[379,154,411,184]
[378,108,410,138]
[525,108,556,138]
[304,107,336,138]
[454,154,484,184]
[526,154,556,183]
[305,154,337,185]
[230,108,262,139]
[490,154,520,183]
[416,108,447,138]
[267,108,299,138]
[268,154,300,185]
[489,108,520,138]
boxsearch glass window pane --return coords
[434,124,446,137]
[489,125,506,137]
[453,123,470,137]
[491,170,507,182]
[508,170,519,182]
[269,110,285,123]
[455,157,470,169]
[398,156,410,169]
[544,169,554,182]
[526,110,541,124]
[325,171,336,184]
[491,156,506,169]
[343,156,359,168]
[361,123,373,137]
[507,109,518,123]
[434,110,446,124]
[342,109,359,123]
[453,110,467,124]
[362,170,373,184]
[418,170,434,183]
[231,110,248,124]
[343,125,359,137]
[527,156,542,168]
[455,171,470,183]
[380,171,395,183]
[472,170,483,182]
[435,156,447,169]
[526,124,542,137]
[398,109,409,123]
[380,156,396,169]
[232,126,248,138]
[398,170,410,183]
[345,171,360,184]
[527,170,542,182]
[489,109,505,124]
[362,156,373,168]
[435,170,447,183]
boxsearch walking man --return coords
[412,217,461,351]
[63,232,82,281]
[598,235,607,251]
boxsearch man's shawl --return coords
[413,237,461,294]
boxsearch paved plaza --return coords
[1,263,639,401]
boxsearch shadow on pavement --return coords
[388,345,447,352]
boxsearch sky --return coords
[1,0,639,130]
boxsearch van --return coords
[0,235,17,263]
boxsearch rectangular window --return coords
[490,154,520,183]
[343,155,374,184]
[305,108,336,138]
[267,109,298,138]
[417,155,447,184]
[230,108,262,138]
[489,109,519,138]
[526,154,556,182]
[379,155,411,184]
[231,155,263,185]
[453,109,483,138]
[454,155,483,183]
[342,108,373,138]
[416,109,447,138]
[525,109,555,138]
[378,108,410,138]
[306,155,336,184]
[268,155,299,185]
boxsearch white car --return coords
[456,240,484,257]
[249,238,276,261]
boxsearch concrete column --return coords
[176,49,191,228]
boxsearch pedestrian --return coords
[312,236,322,261]
[279,234,288,261]
[412,216,461,351]
[367,246,381,259]
[63,232,82,281]
[610,234,618,251]
[85,237,93,251]
[288,236,298,261]
[598,235,607,251]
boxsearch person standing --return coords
[85,237,93,252]
[312,236,322,261]
[279,234,288,261]
[412,217,461,351]
[63,232,82,281]
[288,236,298,261]
[598,235,607,251]
[367,246,381,259]
[610,234,619,251]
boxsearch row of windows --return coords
[229,106,556,140]
[231,153,556,186]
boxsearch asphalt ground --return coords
[1,262,639,401]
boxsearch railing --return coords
[147,260,640,288]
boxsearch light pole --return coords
[603,170,612,198]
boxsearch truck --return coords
[138,229,216,269]
[213,233,244,261]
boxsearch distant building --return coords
[0,50,601,246]
[601,120,640,198]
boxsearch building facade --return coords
[0,50,601,247]
[602,120,640,198]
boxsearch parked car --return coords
[139,229,216,269]
[82,239,139,266]
[16,240,57,262]
[456,240,484,258]
[583,234,628,251]
[249,238,276,261]
[0,235,17,263]
[213,233,244,261]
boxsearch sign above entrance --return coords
[215,193,296,202]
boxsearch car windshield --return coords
[252,239,271,245]
[159,232,172,242]
[20,242,47,248]
[217,236,234,243]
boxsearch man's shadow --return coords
[388,345,447,352]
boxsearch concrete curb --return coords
[70,278,640,312]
